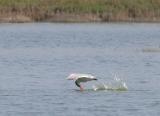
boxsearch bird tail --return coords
[93,78,98,80]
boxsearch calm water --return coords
[0,23,160,116]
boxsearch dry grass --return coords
[0,0,160,22]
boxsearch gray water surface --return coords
[0,23,160,116]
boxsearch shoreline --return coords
[0,0,160,23]
[0,14,160,23]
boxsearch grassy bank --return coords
[0,0,160,22]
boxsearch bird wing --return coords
[76,77,95,83]
[75,77,90,87]
[78,77,88,82]
[75,76,97,87]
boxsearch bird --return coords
[67,73,98,91]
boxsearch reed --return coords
[0,0,160,22]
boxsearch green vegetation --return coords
[0,0,160,22]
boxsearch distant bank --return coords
[0,0,160,23]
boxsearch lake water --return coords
[0,23,160,116]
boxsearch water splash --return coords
[92,74,128,91]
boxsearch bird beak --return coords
[66,76,72,80]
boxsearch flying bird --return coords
[67,73,98,91]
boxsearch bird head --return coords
[66,73,77,80]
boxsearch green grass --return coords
[0,0,160,22]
